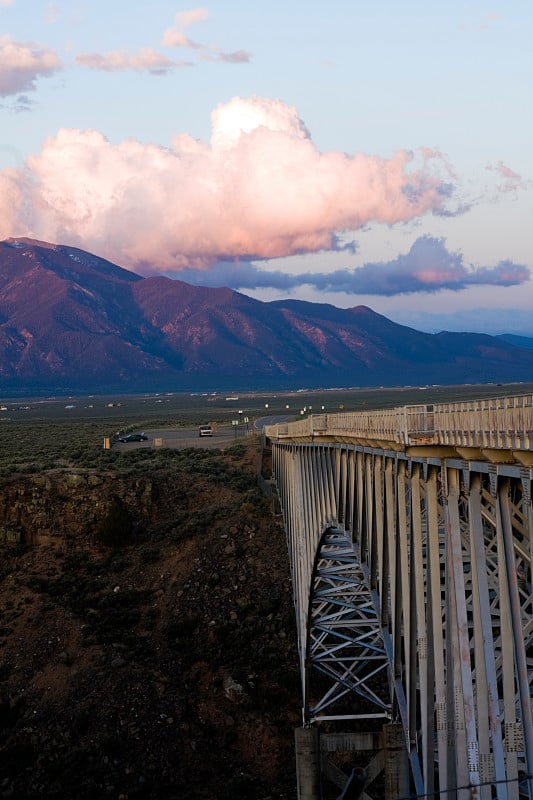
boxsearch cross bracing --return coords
[307,527,391,721]
[266,394,533,800]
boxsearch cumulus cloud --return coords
[174,236,530,296]
[0,96,457,271]
[75,48,191,73]
[0,34,62,96]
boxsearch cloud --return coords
[75,48,191,73]
[162,7,250,63]
[0,35,62,96]
[174,8,209,28]
[486,160,524,193]
[202,50,252,64]
[162,8,208,48]
[0,96,457,271]
[322,236,529,296]
[173,236,530,296]
[0,0,15,6]
[45,2,59,24]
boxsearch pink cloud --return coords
[75,48,191,73]
[174,8,209,28]
[174,237,530,296]
[0,34,62,96]
[162,8,208,48]
[0,96,454,272]
[162,30,199,49]
[486,160,523,193]
[161,7,249,63]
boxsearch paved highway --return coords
[113,415,295,450]
[113,425,250,450]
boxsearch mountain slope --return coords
[497,333,533,350]
[1,237,533,393]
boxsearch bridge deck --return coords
[265,392,533,464]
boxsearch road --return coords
[112,416,294,450]
[253,414,295,430]
[113,425,251,450]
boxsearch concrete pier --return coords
[384,723,410,799]
[295,726,320,800]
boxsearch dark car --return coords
[118,433,148,443]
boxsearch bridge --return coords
[264,394,533,800]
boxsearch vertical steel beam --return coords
[495,479,519,800]
[410,463,431,785]
[445,466,480,796]
[498,478,533,797]
[467,472,507,800]
[426,465,448,795]
[395,460,410,712]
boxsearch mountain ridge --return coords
[1,237,532,395]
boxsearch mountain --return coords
[1,237,533,394]
[497,333,533,350]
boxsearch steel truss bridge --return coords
[265,394,533,800]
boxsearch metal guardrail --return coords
[265,393,533,451]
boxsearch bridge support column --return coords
[295,726,320,800]
[383,723,409,800]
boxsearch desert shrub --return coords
[81,588,151,647]
[95,500,133,548]
[139,544,161,563]
[163,614,200,645]
[219,773,259,799]
[164,506,219,541]
[225,442,246,460]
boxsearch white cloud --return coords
[0,34,62,96]
[0,96,454,272]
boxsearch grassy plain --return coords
[1,382,532,476]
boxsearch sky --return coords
[0,0,531,336]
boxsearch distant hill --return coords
[497,333,533,350]
[1,237,533,395]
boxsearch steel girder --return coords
[271,440,533,799]
[306,526,391,722]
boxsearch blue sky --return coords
[0,0,531,336]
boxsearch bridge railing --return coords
[434,394,533,449]
[265,393,533,450]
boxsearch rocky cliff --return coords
[0,445,299,799]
